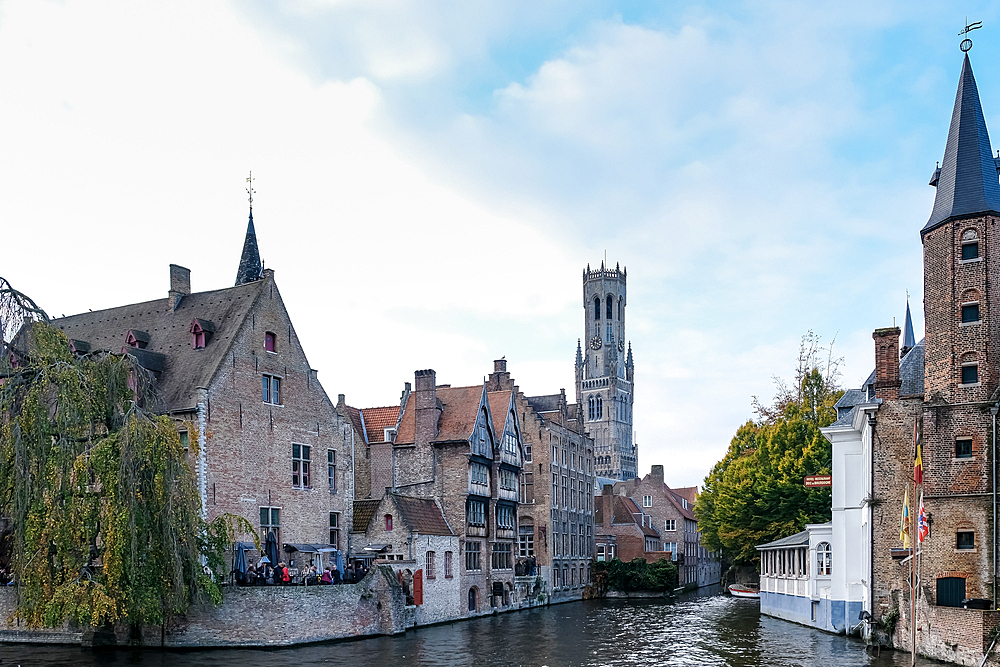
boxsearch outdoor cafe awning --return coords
[233,541,258,551]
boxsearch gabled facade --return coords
[487,359,596,600]
[594,484,668,563]
[363,368,525,615]
[51,215,354,559]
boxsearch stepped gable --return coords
[52,280,265,412]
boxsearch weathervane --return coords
[246,171,255,210]
[960,18,982,53]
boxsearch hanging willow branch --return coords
[0,321,241,629]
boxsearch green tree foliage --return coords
[695,332,843,566]
[592,557,677,593]
[0,322,249,629]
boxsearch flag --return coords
[900,488,911,549]
[914,417,923,484]
[917,492,928,543]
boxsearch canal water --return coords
[1,591,947,666]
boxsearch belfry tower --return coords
[575,261,636,480]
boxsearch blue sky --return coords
[2,1,999,486]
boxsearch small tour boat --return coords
[728,583,760,599]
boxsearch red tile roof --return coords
[360,406,401,443]
[395,384,486,445]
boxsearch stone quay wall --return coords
[0,566,406,648]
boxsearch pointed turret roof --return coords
[923,54,1000,235]
[235,211,262,286]
[626,341,634,367]
[902,299,916,353]
[576,339,583,366]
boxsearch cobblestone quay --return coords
[2,589,948,666]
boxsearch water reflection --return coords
[2,593,948,667]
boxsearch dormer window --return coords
[124,330,150,349]
[189,319,215,349]
[265,332,276,353]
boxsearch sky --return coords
[1,0,998,487]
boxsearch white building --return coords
[758,381,880,634]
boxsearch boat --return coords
[728,583,760,598]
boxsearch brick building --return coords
[613,466,719,587]
[576,262,637,481]
[351,368,525,615]
[484,359,595,600]
[867,50,1000,664]
[594,484,668,563]
[51,211,354,562]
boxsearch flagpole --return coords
[911,472,916,667]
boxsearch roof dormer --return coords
[125,330,150,349]
[189,319,216,350]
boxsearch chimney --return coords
[414,369,438,445]
[873,327,902,400]
[168,264,190,311]
[488,358,512,390]
[651,464,664,486]
[337,394,346,409]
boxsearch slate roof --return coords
[235,211,263,286]
[393,495,453,536]
[902,301,916,351]
[757,530,809,550]
[395,384,486,445]
[361,406,401,444]
[527,394,561,413]
[830,388,866,427]
[351,499,382,533]
[923,54,1000,234]
[52,279,266,412]
[900,339,925,397]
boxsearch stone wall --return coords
[895,600,1000,666]
[0,566,405,648]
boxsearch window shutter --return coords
[413,569,424,606]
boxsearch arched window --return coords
[468,587,478,612]
[816,542,831,576]
[588,396,595,420]
[606,295,614,320]
[594,296,601,320]
[596,396,603,419]
[618,297,623,321]
[385,514,393,531]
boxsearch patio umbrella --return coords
[265,531,279,569]
[335,550,345,578]
[234,543,247,583]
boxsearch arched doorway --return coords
[468,586,478,612]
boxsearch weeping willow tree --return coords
[0,316,243,630]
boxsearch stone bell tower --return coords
[575,261,636,480]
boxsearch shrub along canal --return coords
[2,589,946,666]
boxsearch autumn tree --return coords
[695,332,843,566]
[0,280,248,631]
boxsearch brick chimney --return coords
[168,264,190,311]
[488,358,512,391]
[650,464,664,487]
[600,484,614,528]
[414,369,439,445]
[873,327,902,400]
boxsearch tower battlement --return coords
[583,263,626,284]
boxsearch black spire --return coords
[235,210,262,286]
[901,297,916,358]
[923,53,1000,235]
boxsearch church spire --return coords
[923,52,1000,235]
[235,172,262,286]
[901,296,916,358]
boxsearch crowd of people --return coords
[238,559,368,586]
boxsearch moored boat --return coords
[728,583,760,598]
